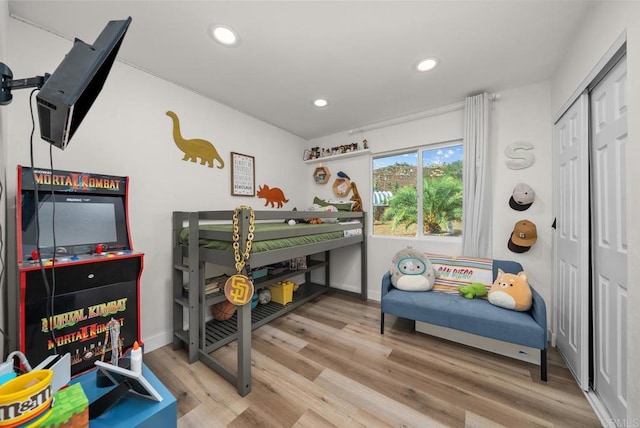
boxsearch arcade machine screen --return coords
[20,192,128,261]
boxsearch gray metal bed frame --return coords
[172,208,367,396]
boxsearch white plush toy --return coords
[389,246,439,291]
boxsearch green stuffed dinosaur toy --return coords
[457,283,488,299]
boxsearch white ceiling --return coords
[8,1,591,140]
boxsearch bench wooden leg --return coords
[541,349,547,381]
[380,312,385,334]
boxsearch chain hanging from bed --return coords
[224,206,256,306]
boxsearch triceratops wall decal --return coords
[257,185,289,208]
[166,110,225,169]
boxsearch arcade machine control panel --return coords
[25,244,139,267]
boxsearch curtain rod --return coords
[349,93,500,135]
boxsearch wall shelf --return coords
[304,149,370,164]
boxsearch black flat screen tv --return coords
[36,17,132,149]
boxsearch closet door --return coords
[591,55,628,422]
[553,91,589,390]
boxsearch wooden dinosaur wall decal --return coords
[257,185,289,208]
[166,110,225,169]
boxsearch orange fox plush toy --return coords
[488,269,532,311]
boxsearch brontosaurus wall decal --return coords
[166,110,225,169]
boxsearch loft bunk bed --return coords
[172,207,367,396]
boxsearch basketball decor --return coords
[211,300,237,321]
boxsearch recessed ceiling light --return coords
[416,57,439,72]
[313,99,329,108]
[210,25,239,46]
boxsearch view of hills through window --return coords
[372,144,463,237]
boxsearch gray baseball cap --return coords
[509,183,535,211]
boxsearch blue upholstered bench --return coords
[380,259,548,381]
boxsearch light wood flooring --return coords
[145,292,601,427]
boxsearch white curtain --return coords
[462,92,492,258]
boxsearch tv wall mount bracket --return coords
[0,62,50,106]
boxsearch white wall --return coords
[307,83,554,308]
[4,18,307,352]
[490,82,553,311]
[551,1,640,422]
[0,0,8,358]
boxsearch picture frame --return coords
[303,149,312,161]
[231,152,255,196]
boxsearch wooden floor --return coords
[146,292,601,427]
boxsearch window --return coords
[372,142,463,238]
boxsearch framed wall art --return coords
[231,152,255,196]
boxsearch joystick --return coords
[31,249,39,261]
[96,244,104,255]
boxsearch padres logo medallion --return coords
[224,274,254,306]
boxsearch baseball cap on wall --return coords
[508,219,538,253]
[509,183,535,211]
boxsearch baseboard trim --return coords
[143,331,173,354]
[584,389,614,427]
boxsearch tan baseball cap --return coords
[508,220,538,253]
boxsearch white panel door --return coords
[553,91,589,390]
[591,56,628,422]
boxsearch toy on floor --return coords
[457,283,488,299]
[488,269,532,311]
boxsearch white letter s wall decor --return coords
[505,141,535,169]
